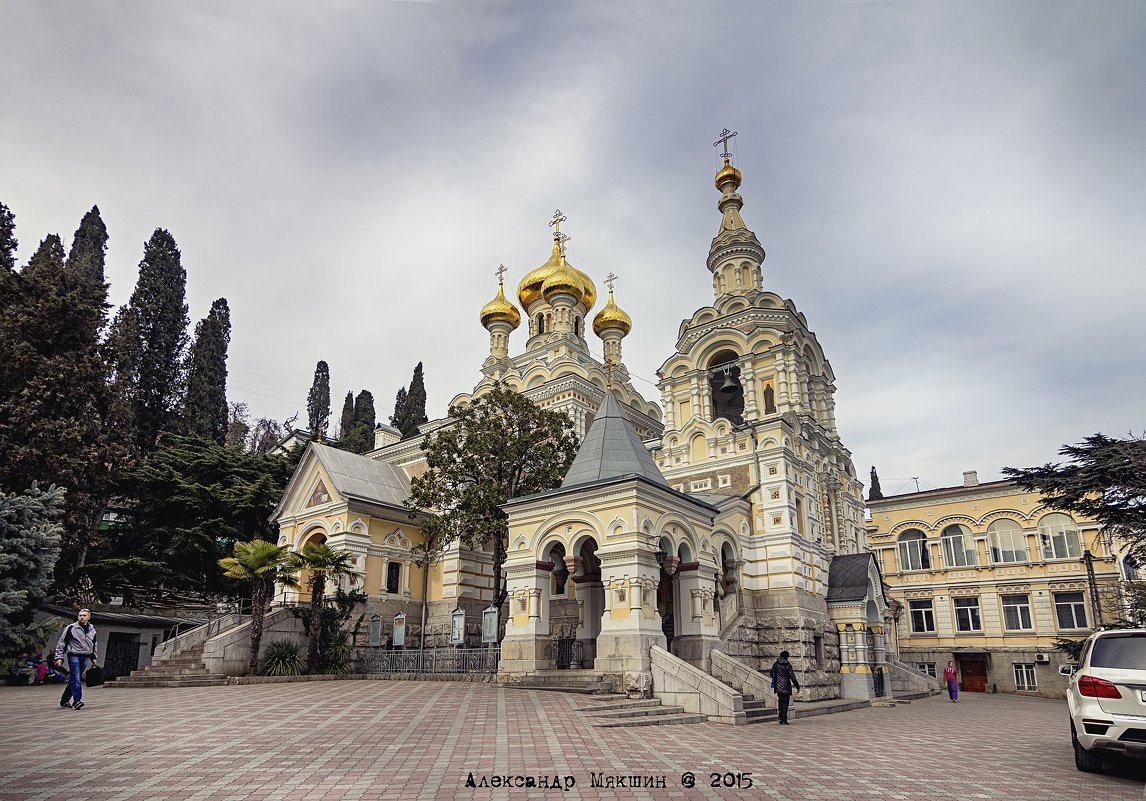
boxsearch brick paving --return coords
[2,681,1143,801]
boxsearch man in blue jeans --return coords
[54,609,98,710]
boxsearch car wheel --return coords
[1072,727,1104,773]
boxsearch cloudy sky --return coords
[3,2,1143,496]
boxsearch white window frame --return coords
[1001,593,1033,631]
[1038,514,1082,561]
[953,597,982,632]
[908,599,936,633]
[916,662,937,678]
[941,524,978,568]
[897,530,931,571]
[1054,591,1088,630]
[1013,663,1037,692]
[988,520,1028,564]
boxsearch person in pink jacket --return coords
[943,660,958,702]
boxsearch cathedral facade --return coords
[272,146,889,700]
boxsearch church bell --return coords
[718,369,738,393]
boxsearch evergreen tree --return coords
[0,202,16,274]
[869,467,884,501]
[390,362,429,439]
[337,390,376,454]
[338,391,354,440]
[390,386,408,434]
[1004,434,1146,561]
[182,298,231,444]
[306,361,331,437]
[84,433,300,602]
[0,211,118,578]
[107,229,190,454]
[0,483,64,659]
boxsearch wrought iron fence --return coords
[354,647,500,675]
[551,639,583,670]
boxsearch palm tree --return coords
[291,543,359,674]
[219,539,299,675]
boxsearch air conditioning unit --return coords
[1034,653,1051,663]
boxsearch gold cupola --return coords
[517,235,597,311]
[592,288,632,337]
[480,278,521,330]
[541,255,585,304]
[715,157,742,193]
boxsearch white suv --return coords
[1061,628,1146,772]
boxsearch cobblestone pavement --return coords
[2,681,1143,801]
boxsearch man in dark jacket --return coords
[54,609,98,710]
[769,650,801,725]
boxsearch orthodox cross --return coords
[558,232,571,255]
[496,263,507,283]
[549,209,567,235]
[604,272,618,292]
[714,128,737,160]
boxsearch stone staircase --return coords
[504,669,619,695]
[576,694,708,727]
[106,642,227,688]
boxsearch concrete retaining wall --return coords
[650,645,745,725]
[710,649,773,708]
[202,608,307,676]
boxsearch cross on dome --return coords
[714,128,738,160]
[549,209,567,234]
[604,272,618,291]
[495,263,507,283]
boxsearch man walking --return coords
[770,649,801,725]
[54,609,98,710]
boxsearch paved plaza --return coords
[1,680,1143,801]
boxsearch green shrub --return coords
[321,629,354,675]
[263,640,303,676]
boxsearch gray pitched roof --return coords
[561,391,668,489]
[310,442,411,508]
[826,553,880,602]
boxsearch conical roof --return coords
[561,391,667,488]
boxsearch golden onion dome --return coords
[479,281,521,330]
[592,288,632,337]
[518,236,597,311]
[715,158,742,191]
[541,257,585,304]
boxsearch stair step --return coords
[590,705,687,720]
[576,699,662,712]
[594,714,707,728]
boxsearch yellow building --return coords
[866,470,1128,698]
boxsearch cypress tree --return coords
[182,298,231,444]
[0,202,16,274]
[390,362,429,439]
[107,229,190,453]
[338,391,355,440]
[306,360,331,437]
[0,208,118,577]
[353,389,375,432]
[389,386,408,434]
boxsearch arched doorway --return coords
[571,537,604,668]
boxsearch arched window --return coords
[574,316,582,337]
[1038,513,1081,560]
[896,529,930,571]
[707,351,744,425]
[941,524,978,567]
[988,519,1027,564]
[536,313,546,335]
[386,562,401,594]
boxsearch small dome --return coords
[715,158,742,191]
[518,235,597,311]
[480,281,521,329]
[593,289,632,337]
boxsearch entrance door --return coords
[959,658,988,693]
[104,632,142,680]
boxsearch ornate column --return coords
[499,559,554,676]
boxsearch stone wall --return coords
[718,588,841,700]
[651,646,745,725]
